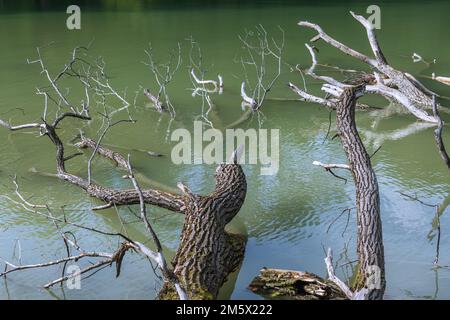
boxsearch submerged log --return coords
[248,268,347,300]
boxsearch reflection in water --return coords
[361,122,435,148]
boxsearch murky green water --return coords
[0,2,449,299]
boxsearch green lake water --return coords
[0,1,449,299]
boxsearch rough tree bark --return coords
[249,85,385,300]
[75,138,248,299]
[431,95,450,170]
[334,86,385,299]
[275,22,391,296]
[159,162,247,299]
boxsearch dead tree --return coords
[187,37,224,128]
[77,136,247,299]
[401,192,450,266]
[1,170,188,300]
[253,82,385,299]
[143,43,182,116]
[251,11,449,299]
[0,46,248,300]
[238,25,284,111]
[280,24,391,296]
[332,86,385,299]
[290,11,449,170]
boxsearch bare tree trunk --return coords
[159,165,247,299]
[295,12,440,124]
[75,139,248,300]
[277,71,387,299]
[75,136,248,299]
[335,87,385,300]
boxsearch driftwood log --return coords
[248,268,346,300]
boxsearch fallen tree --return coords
[76,134,247,299]
[0,46,247,300]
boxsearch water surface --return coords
[0,1,449,299]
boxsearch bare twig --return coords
[238,25,285,110]
[312,161,350,170]
[143,43,181,117]
[124,155,187,300]
[431,95,450,170]
[400,192,443,264]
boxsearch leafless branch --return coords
[288,82,335,108]
[324,248,366,300]
[0,120,42,131]
[124,155,187,300]
[400,192,444,265]
[238,25,285,110]
[2,174,186,297]
[297,11,439,123]
[431,95,450,170]
[143,43,181,117]
[186,37,223,128]
[312,161,350,170]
